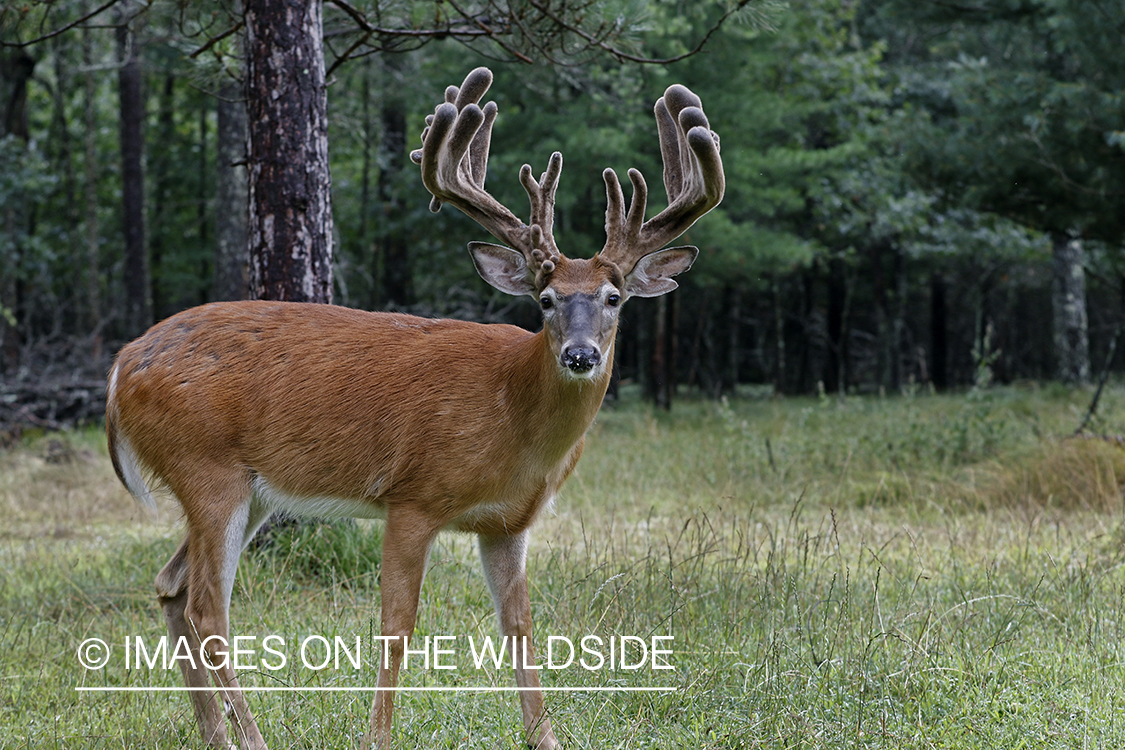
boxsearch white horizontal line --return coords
[77,686,677,693]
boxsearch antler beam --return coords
[411,67,563,278]
[600,84,725,275]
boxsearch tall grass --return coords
[3,385,1125,747]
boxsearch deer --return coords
[105,67,723,750]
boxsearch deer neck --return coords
[506,327,614,460]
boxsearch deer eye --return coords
[607,293,621,307]
[540,295,553,310]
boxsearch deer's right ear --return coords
[469,242,537,297]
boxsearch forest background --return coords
[1,0,1123,413]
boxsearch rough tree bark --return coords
[213,80,249,301]
[244,0,333,304]
[1051,232,1090,384]
[117,8,152,338]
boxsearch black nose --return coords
[562,345,601,373]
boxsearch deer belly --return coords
[446,492,556,535]
[251,475,388,520]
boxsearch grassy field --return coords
[5,384,1125,748]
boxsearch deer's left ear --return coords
[469,242,537,297]
[623,246,699,298]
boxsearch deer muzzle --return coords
[561,344,601,374]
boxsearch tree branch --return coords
[326,0,495,39]
[0,0,122,48]
[187,20,244,59]
[526,0,756,65]
[324,0,755,68]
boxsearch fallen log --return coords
[0,379,107,441]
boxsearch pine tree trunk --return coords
[649,294,677,410]
[196,97,209,303]
[890,245,907,393]
[82,18,101,339]
[0,50,35,372]
[150,73,175,320]
[213,81,249,302]
[649,297,667,407]
[930,273,947,390]
[726,285,742,393]
[245,0,333,303]
[359,60,374,307]
[773,277,786,394]
[378,57,411,308]
[50,44,81,333]
[117,11,152,337]
[0,202,18,374]
[0,51,34,139]
[1051,233,1090,384]
[826,257,846,394]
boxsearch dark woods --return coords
[1,0,1123,423]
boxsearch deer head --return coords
[411,67,725,379]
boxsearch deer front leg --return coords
[364,509,439,750]
[479,530,560,750]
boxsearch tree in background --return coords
[244,0,334,303]
[666,0,890,394]
[3,0,1124,400]
[115,0,150,337]
[861,0,1125,385]
[0,43,36,372]
[0,0,39,372]
[212,75,249,302]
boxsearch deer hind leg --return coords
[479,530,560,750]
[161,472,270,750]
[156,536,231,749]
[364,507,440,750]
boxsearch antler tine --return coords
[602,167,648,252]
[411,68,523,248]
[600,83,725,275]
[517,152,564,285]
[520,156,563,242]
[655,93,684,201]
[412,67,565,278]
[468,101,497,188]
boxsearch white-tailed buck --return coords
[106,67,723,749]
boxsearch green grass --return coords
[4,385,1125,747]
